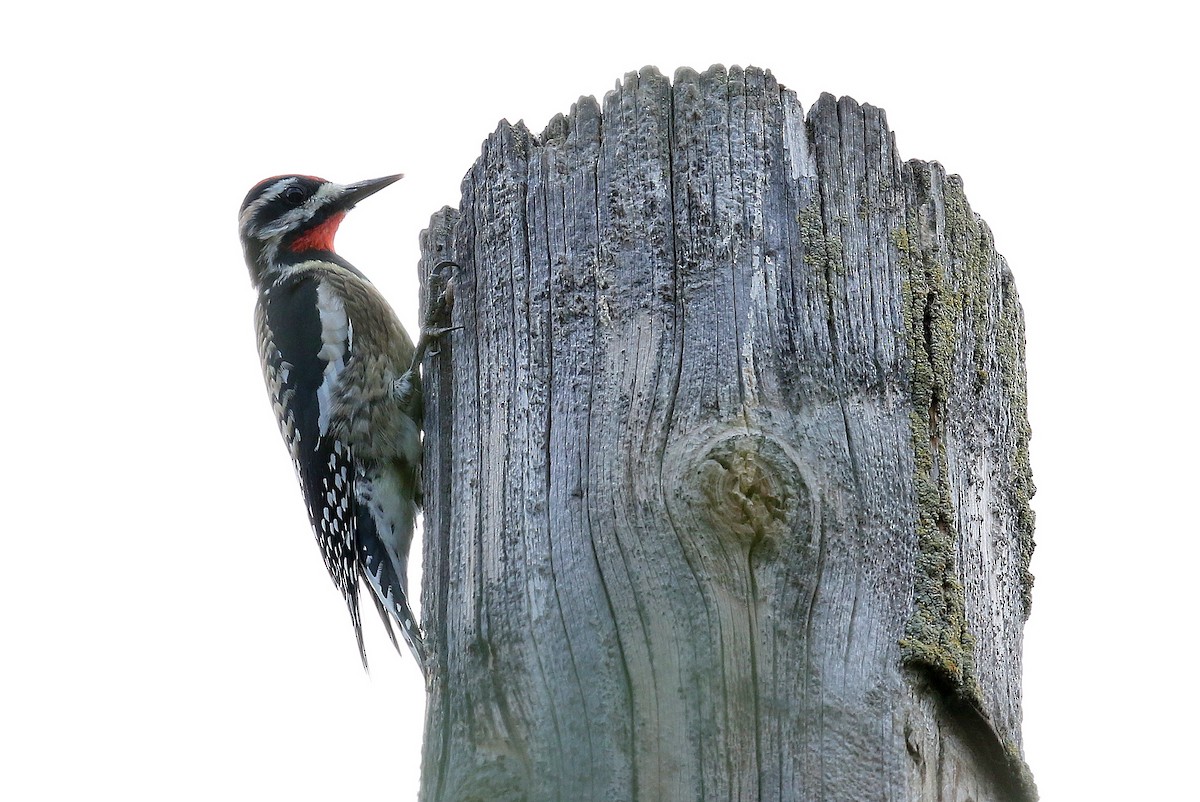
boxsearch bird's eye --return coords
[282,186,307,206]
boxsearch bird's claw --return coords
[407,261,460,373]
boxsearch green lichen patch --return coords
[943,177,1036,616]
[797,199,844,276]
[898,164,983,705]
[998,269,1037,615]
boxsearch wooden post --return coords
[416,65,1037,802]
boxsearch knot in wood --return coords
[684,431,796,547]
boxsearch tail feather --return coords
[343,585,370,672]
[356,507,427,674]
[362,564,401,655]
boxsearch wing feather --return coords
[257,272,367,667]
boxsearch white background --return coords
[3,1,1193,799]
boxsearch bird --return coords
[238,173,427,674]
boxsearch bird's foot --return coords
[406,261,461,373]
[424,260,458,330]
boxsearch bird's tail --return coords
[357,522,427,675]
[342,585,370,672]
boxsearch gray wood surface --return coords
[416,65,1036,802]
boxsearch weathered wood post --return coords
[416,65,1037,802]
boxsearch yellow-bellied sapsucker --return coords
[238,173,426,674]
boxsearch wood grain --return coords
[416,65,1036,802]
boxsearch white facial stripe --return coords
[240,177,300,233]
[258,178,298,204]
[275,182,343,235]
[242,178,345,240]
[310,181,342,210]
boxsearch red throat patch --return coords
[288,211,346,253]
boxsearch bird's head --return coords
[238,173,403,285]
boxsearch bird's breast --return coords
[329,353,421,464]
[318,270,418,462]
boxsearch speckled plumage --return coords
[240,174,425,673]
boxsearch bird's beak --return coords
[340,174,404,208]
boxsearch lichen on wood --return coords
[417,65,1036,802]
